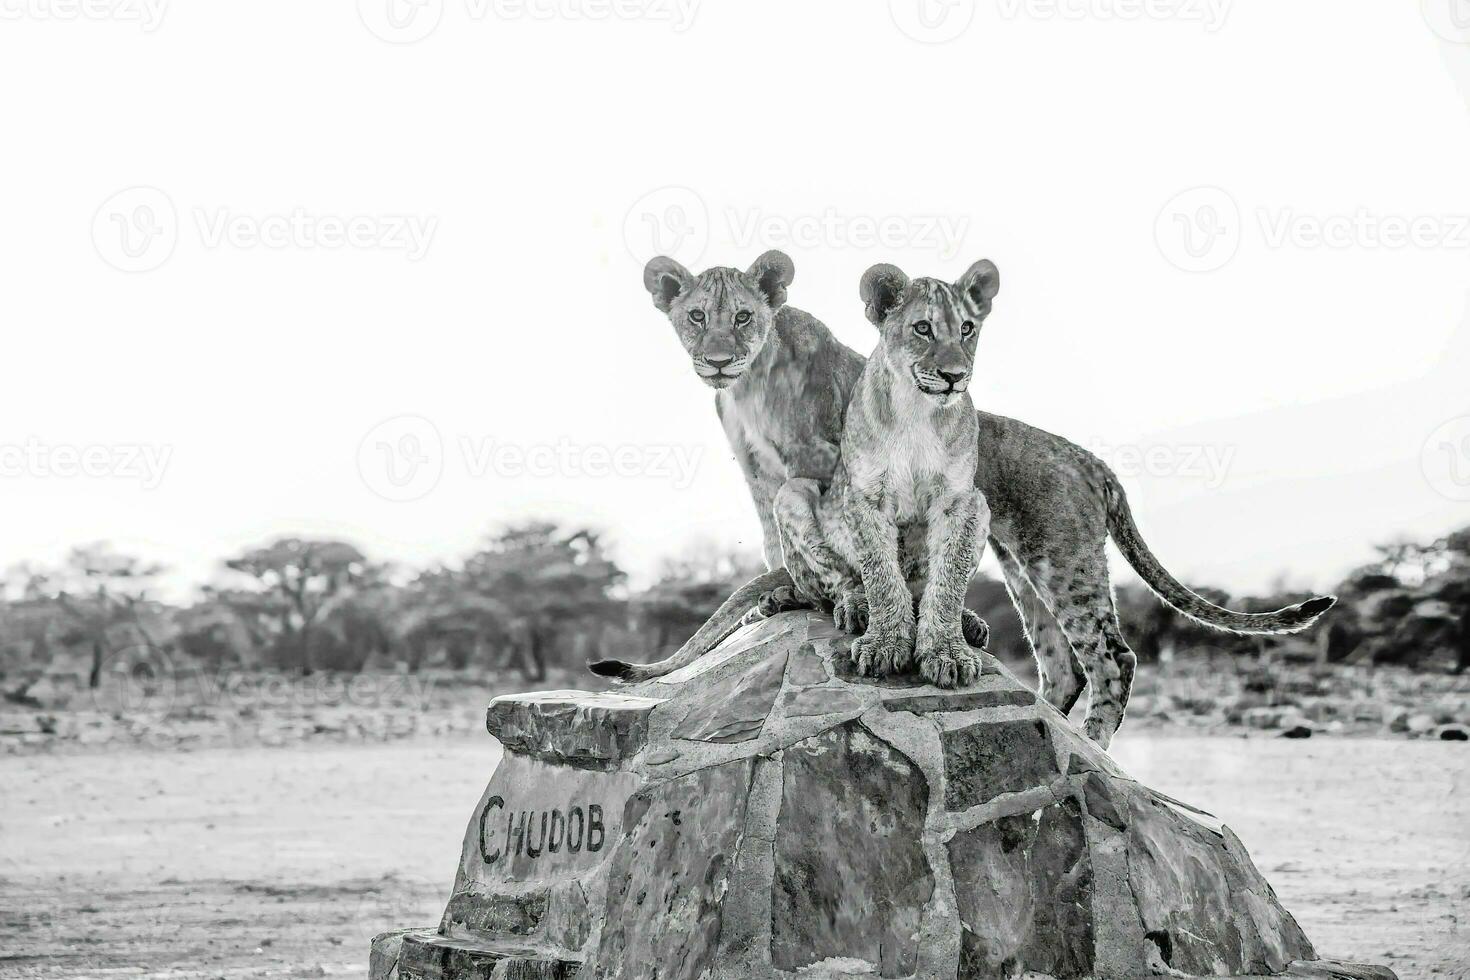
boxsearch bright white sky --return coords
[1,1,1467,601]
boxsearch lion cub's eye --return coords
[734,310,752,326]
[961,320,976,337]
[688,309,706,325]
[913,320,933,338]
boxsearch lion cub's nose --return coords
[705,356,734,369]
[937,369,968,386]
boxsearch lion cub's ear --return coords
[860,263,910,326]
[957,259,1000,309]
[644,256,694,314]
[746,250,795,310]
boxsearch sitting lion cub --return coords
[775,260,998,686]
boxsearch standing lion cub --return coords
[774,260,998,685]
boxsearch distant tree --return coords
[634,545,764,654]
[50,544,165,689]
[221,538,370,675]
[458,522,626,681]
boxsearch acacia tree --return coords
[51,545,165,689]
[458,522,625,681]
[221,538,369,675]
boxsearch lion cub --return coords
[775,260,998,686]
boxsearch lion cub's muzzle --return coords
[912,364,971,398]
[695,354,747,388]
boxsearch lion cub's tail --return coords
[1104,478,1335,634]
[588,567,795,682]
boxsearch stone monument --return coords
[369,611,1396,980]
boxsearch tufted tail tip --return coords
[587,659,636,680]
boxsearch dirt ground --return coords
[1,735,1465,980]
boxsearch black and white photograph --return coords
[2,2,1468,978]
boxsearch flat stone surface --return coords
[941,718,1058,810]
[882,688,1036,714]
[781,684,865,719]
[771,721,933,978]
[786,641,830,686]
[486,691,663,770]
[949,797,1094,979]
[671,645,787,743]
[594,758,754,980]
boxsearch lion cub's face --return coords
[860,260,1000,409]
[643,251,795,390]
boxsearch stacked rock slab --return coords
[370,611,1395,980]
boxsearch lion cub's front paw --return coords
[918,632,981,689]
[833,588,868,635]
[757,585,809,618]
[850,630,912,678]
[960,609,991,649]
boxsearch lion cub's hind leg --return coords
[773,479,864,631]
[1025,556,1138,747]
[995,545,1085,714]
